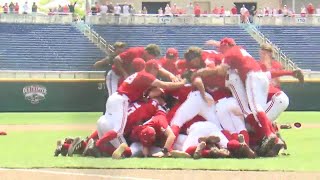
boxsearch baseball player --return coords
[159,48,185,76]
[94,42,127,97]
[96,60,186,159]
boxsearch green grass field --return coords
[0,112,319,171]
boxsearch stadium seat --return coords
[259,26,320,71]
[92,25,260,59]
[0,23,105,71]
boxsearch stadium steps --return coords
[91,25,260,59]
[0,23,105,71]
[259,26,320,71]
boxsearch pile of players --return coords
[54,38,304,159]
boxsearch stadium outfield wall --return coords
[0,78,318,112]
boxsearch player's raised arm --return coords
[192,76,214,106]
[114,55,129,78]
[151,79,186,90]
[158,67,181,82]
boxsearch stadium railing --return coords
[0,13,73,24]
[85,14,241,25]
[254,14,320,26]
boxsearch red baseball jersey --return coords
[164,84,193,104]
[159,57,184,75]
[112,47,145,76]
[117,71,156,102]
[223,46,261,82]
[124,99,159,136]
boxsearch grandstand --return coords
[92,25,260,59]
[259,26,320,71]
[0,23,105,71]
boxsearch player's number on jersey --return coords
[240,49,252,58]
[127,102,142,116]
[124,73,138,84]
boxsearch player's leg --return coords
[265,91,289,122]
[198,92,221,127]
[130,142,143,157]
[173,134,188,151]
[216,98,237,133]
[225,70,251,117]
[106,70,120,96]
[97,93,129,147]
[170,91,203,136]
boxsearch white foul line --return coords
[0,168,159,180]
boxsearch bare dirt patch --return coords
[1,169,320,180]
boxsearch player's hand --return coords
[170,75,181,82]
[293,69,304,83]
[205,40,220,47]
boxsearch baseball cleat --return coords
[54,140,62,157]
[171,150,191,158]
[193,141,206,159]
[0,131,7,135]
[112,143,128,159]
[258,134,277,156]
[238,134,245,144]
[239,143,256,159]
[67,137,81,157]
[210,147,231,158]
[82,138,94,156]
[206,136,220,144]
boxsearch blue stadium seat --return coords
[0,23,105,71]
[259,26,320,71]
[92,25,260,60]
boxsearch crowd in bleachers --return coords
[0,1,37,14]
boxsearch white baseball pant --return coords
[215,97,246,134]
[182,121,229,151]
[130,142,162,157]
[170,91,220,128]
[106,70,120,96]
[173,134,188,151]
[97,92,129,148]
[264,91,289,121]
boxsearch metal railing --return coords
[242,21,298,70]
[72,21,113,54]
[0,13,73,24]
[85,14,241,25]
[253,14,320,26]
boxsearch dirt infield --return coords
[1,168,320,180]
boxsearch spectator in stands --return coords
[186,2,193,15]
[283,5,288,17]
[249,6,256,22]
[63,5,69,13]
[301,5,306,17]
[220,6,225,16]
[194,3,201,17]
[14,2,19,14]
[158,7,163,16]
[257,8,264,17]
[91,5,97,15]
[95,2,100,13]
[212,6,219,14]
[22,2,28,14]
[9,2,14,13]
[264,7,270,16]
[317,5,320,14]
[107,2,114,13]
[240,4,248,23]
[171,4,177,16]
[32,2,37,13]
[123,2,130,15]
[307,3,315,15]
[142,6,148,14]
[68,1,77,13]
[114,3,121,16]
[272,7,278,16]
[164,4,172,17]
[231,4,237,15]
[3,3,9,14]
[278,7,282,15]
[129,4,135,15]
[100,2,108,15]
[58,5,63,12]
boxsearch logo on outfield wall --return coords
[23,85,47,104]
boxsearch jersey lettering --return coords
[124,73,138,84]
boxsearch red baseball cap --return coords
[166,48,178,58]
[139,126,156,147]
[220,37,236,46]
[145,59,161,72]
[132,58,146,72]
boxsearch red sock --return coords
[123,147,132,157]
[231,133,239,141]
[171,125,180,137]
[256,112,273,137]
[201,149,211,158]
[239,130,250,145]
[99,146,116,155]
[185,146,197,156]
[88,130,99,140]
[227,140,240,151]
[96,130,117,147]
[221,130,232,140]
